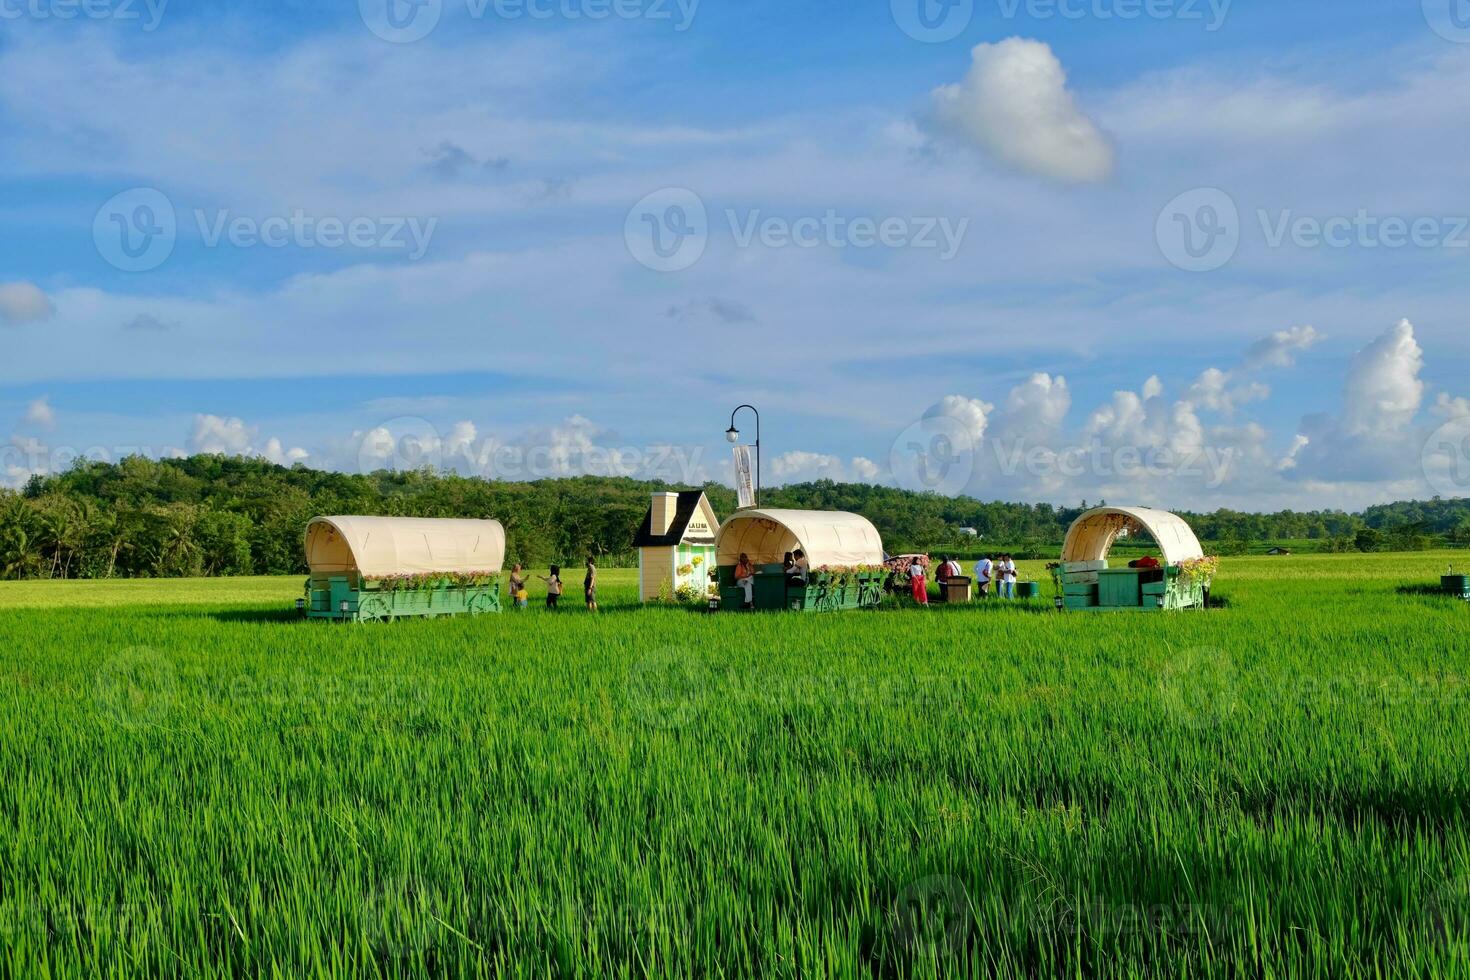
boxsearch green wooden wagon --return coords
[304,516,505,623]
[713,509,886,612]
[1055,506,1213,613]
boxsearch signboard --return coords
[732,446,755,509]
[685,514,715,544]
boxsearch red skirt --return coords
[911,576,929,604]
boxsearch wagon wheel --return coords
[357,594,394,624]
[467,592,498,617]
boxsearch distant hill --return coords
[2,455,1467,579]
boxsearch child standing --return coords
[508,564,528,610]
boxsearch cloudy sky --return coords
[4,0,1470,511]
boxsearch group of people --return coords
[919,553,1020,601]
[732,550,810,610]
[506,558,599,611]
[971,554,1020,599]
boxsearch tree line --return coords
[2,455,1468,580]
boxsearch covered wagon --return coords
[304,516,505,622]
[714,509,886,612]
[1057,506,1214,612]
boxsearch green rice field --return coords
[2,554,1469,978]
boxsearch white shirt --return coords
[975,558,993,583]
[909,564,925,580]
[1001,560,1018,582]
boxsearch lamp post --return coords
[725,405,760,507]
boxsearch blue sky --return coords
[4,0,1470,510]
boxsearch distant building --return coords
[958,527,980,538]
[1268,547,1292,556]
[634,491,721,602]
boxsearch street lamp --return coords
[726,404,761,507]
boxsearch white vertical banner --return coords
[732,446,755,509]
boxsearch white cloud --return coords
[767,451,884,485]
[338,414,707,484]
[2,435,45,490]
[1284,320,1434,484]
[1185,368,1269,415]
[23,397,55,430]
[850,457,882,482]
[929,39,1113,184]
[1003,374,1071,436]
[190,415,255,456]
[1277,434,1310,472]
[1243,325,1323,370]
[262,438,310,466]
[444,420,478,459]
[189,414,308,466]
[896,320,1470,508]
[1433,393,1470,421]
[0,282,54,325]
[925,395,994,446]
[1342,319,1424,436]
[768,451,846,483]
[1085,390,1150,446]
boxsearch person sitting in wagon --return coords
[735,553,756,610]
[790,550,811,585]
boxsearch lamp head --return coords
[725,427,740,444]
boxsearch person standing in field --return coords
[736,553,756,610]
[909,557,929,606]
[509,563,528,610]
[539,565,563,610]
[974,555,993,598]
[936,555,952,592]
[584,557,598,611]
[1000,555,1018,600]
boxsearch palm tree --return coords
[34,497,85,579]
[153,505,201,577]
[0,522,32,579]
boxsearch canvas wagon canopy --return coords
[1061,506,1204,567]
[715,509,884,568]
[306,516,506,579]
